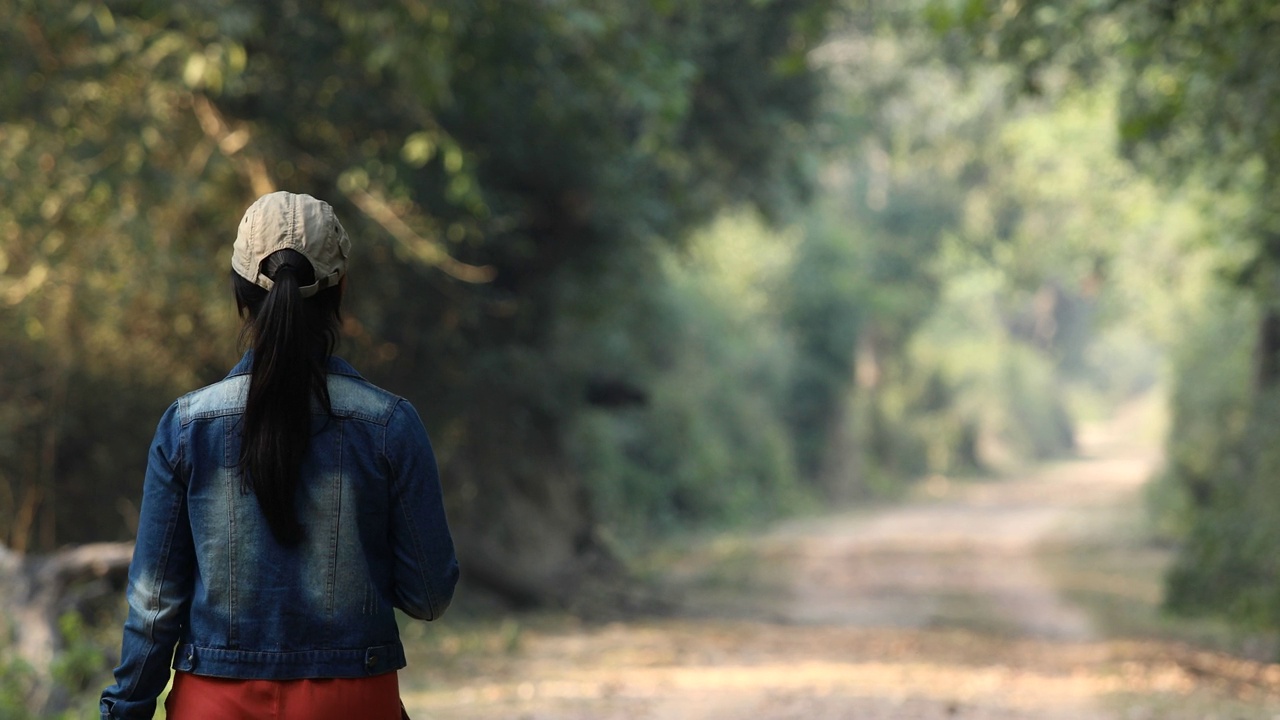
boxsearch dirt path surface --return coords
[403,408,1280,719]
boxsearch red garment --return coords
[164,670,404,720]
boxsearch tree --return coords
[0,0,834,605]
[927,0,1280,626]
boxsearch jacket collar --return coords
[227,350,363,380]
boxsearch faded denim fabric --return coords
[99,353,459,720]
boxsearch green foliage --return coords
[7,0,1257,635]
[0,0,836,604]
[911,271,1075,466]
[784,180,962,491]
[1156,290,1269,623]
[0,611,112,720]
[566,213,806,540]
[939,0,1280,628]
[783,209,868,479]
[0,655,37,720]
[48,613,107,704]
[928,0,1280,281]
[793,13,1172,491]
[0,0,260,548]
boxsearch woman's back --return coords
[100,192,458,720]
[170,357,453,677]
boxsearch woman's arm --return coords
[100,402,195,720]
[385,399,459,620]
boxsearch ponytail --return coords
[233,249,342,545]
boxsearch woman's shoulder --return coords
[326,358,408,425]
[174,374,251,424]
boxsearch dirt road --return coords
[402,408,1280,719]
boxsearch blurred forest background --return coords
[2,0,1279,716]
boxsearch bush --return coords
[566,213,806,542]
[0,610,112,720]
[1157,290,1269,624]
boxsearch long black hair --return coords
[233,248,343,545]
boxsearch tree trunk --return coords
[1257,308,1280,388]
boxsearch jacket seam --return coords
[325,420,344,621]
[390,401,440,620]
[121,457,184,705]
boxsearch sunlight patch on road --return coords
[404,653,1203,716]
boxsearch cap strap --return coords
[297,268,342,299]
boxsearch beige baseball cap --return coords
[232,191,350,298]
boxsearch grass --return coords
[1036,488,1280,717]
[1037,496,1280,662]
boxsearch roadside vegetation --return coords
[5,1,1280,716]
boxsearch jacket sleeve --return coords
[100,402,195,720]
[384,399,459,620]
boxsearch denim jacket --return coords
[100,353,459,719]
